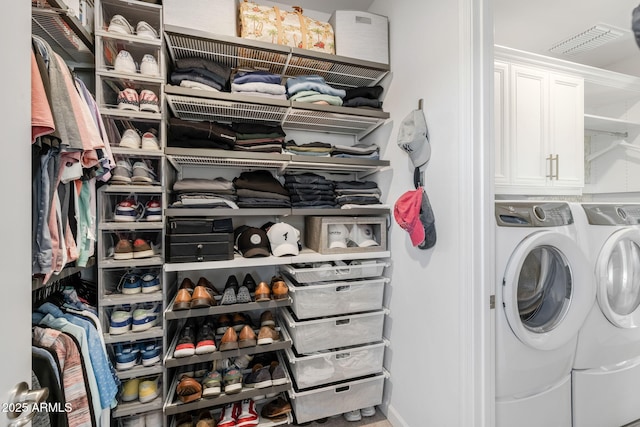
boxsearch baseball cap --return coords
[327,224,350,248]
[350,224,379,247]
[267,222,300,257]
[394,187,436,249]
[397,108,430,168]
[236,227,271,258]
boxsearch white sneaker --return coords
[114,50,137,74]
[361,406,376,417]
[119,129,141,149]
[108,14,134,35]
[131,161,156,184]
[144,411,162,426]
[141,129,160,150]
[117,88,139,111]
[344,410,362,422]
[121,414,145,427]
[140,54,159,77]
[139,89,160,113]
[136,21,159,40]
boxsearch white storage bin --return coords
[288,371,387,424]
[280,308,385,354]
[283,336,386,389]
[281,260,388,284]
[285,275,387,319]
[163,0,237,37]
[329,11,389,64]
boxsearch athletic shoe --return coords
[108,14,134,35]
[117,88,140,111]
[118,271,142,294]
[141,271,160,293]
[196,317,217,354]
[141,129,160,150]
[343,409,362,422]
[236,399,259,427]
[174,319,196,358]
[114,50,137,74]
[121,414,145,427]
[138,376,160,403]
[131,161,156,184]
[140,340,162,366]
[201,370,222,398]
[139,89,160,113]
[132,304,160,332]
[143,199,162,221]
[133,239,154,258]
[119,128,141,149]
[140,54,159,76]
[233,353,254,370]
[361,406,376,417]
[114,343,140,370]
[113,238,134,260]
[269,361,287,386]
[223,365,243,394]
[110,159,133,184]
[114,198,143,222]
[121,378,140,402]
[144,411,162,426]
[218,403,238,427]
[136,21,159,40]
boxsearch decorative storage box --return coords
[329,11,389,64]
[280,307,385,354]
[288,371,386,424]
[305,216,387,255]
[283,337,386,389]
[284,275,387,319]
[281,260,389,283]
[163,0,238,36]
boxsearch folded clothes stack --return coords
[284,173,337,209]
[168,117,236,150]
[286,75,346,106]
[231,71,287,100]
[283,140,332,157]
[172,178,238,209]
[343,85,384,109]
[170,57,232,92]
[231,122,286,154]
[334,180,382,207]
[331,143,380,160]
[233,170,291,208]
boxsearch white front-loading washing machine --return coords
[495,201,595,427]
[571,203,640,427]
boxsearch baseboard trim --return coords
[385,405,409,427]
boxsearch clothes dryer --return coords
[571,203,640,427]
[495,202,594,427]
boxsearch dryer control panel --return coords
[582,204,640,225]
[495,202,573,227]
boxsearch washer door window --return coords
[596,228,640,328]
[503,231,594,350]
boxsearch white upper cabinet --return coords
[495,61,584,195]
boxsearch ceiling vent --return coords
[549,24,624,55]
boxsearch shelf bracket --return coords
[166,156,184,181]
[585,128,628,138]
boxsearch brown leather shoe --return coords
[176,413,194,427]
[261,396,292,419]
[270,276,288,300]
[254,281,271,302]
[238,325,257,348]
[257,325,279,345]
[195,409,215,427]
[197,276,220,296]
[219,326,239,351]
[176,376,202,403]
[191,285,215,308]
[180,277,196,293]
[260,310,275,327]
[174,288,192,311]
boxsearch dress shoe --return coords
[180,277,196,293]
[257,326,279,345]
[196,317,217,354]
[216,313,232,334]
[270,276,289,300]
[195,409,216,427]
[261,396,292,419]
[221,275,239,305]
[260,310,275,327]
[238,325,257,348]
[191,285,216,308]
[242,273,257,293]
[197,277,220,296]
[176,376,202,403]
[176,413,194,427]
[174,288,192,311]
[232,312,247,332]
[219,326,239,351]
[254,281,271,302]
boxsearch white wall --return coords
[367,0,493,426]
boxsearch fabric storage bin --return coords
[329,11,389,64]
[288,371,386,424]
[280,307,385,354]
[281,260,389,283]
[284,275,387,319]
[305,216,387,255]
[166,233,233,263]
[164,0,237,36]
[239,1,335,54]
[283,338,386,389]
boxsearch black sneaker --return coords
[221,275,239,305]
[173,319,196,358]
[196,317,217,355]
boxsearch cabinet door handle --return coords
[546,155,553,179]
[554,154,559,180]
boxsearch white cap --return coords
[327,224,350,248]
[350,224,379,247]
[267,222,300,257]
[397,108,430,168]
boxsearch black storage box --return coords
[167,217,233,235]
[166,233,234,263]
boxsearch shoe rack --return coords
[93,0,167,423]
